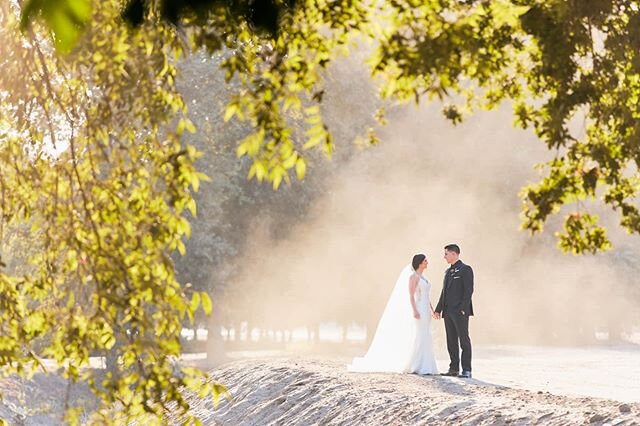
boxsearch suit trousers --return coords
[444,310,472,372]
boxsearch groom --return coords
[434,244,474,378]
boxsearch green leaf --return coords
[189,292,201,316]
[224,104,238,122]
[272,172,283,189]
[21,0,92,53]
[295,157,306,180]
[100,332,116,350]
[490,0,530,28]
[186,199,197,216]
[237,141,249,157]
[65,249,78,272]
[201,292,213,315]
[303,131,325,149]
[177,239,187,256]
[184,119,196,134]
[177,118,196,135]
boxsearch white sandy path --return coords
[213,342,640,404]
[471,345,640,403]
[180,356,640,425]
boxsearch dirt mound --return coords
[3,356,638,425]
[179,357,640,425]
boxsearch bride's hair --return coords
[412,254,426,270]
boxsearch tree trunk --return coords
[206,305,227,367]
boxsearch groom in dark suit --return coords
[434,244,474,378]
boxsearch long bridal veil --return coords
[348,264,417,373]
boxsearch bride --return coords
[348,254,438,374]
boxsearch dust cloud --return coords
[218,65,640,349]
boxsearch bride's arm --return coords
[408,275,420,319]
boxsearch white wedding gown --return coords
[348,265,438,374]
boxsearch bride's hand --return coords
[413,311,420,319]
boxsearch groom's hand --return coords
[433,312,441,320]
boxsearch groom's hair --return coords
[444,244,460,254]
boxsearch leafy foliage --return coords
[161,0,640,253]
[2,1,222,424]
[365,0,639,253]
[8,0,640,423]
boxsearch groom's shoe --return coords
[457,370,472,379]
[440,370,459,377]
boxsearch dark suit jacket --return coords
[435,260,474,316]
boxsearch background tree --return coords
[173,51,379,352]
[20,1,640,251]
[9,0,640,423]
[2,1,220,424]
[194,0,640,254]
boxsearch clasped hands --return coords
[418,311,465,320]
[431,310,465,320]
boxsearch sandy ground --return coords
[469,344,640,403]
[0,372,96,425]
[182,356,639,425]
[2,344,640,425]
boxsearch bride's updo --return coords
[412,254,426,270]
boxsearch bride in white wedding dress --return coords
[348,254,438,374]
